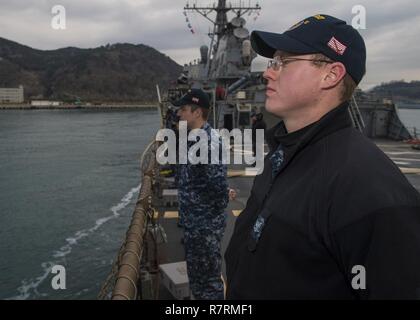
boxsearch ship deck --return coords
[154,139,420,299]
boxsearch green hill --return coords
[369,80,420,102]
[0,38,182,102]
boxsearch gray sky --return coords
[1,0,419,90]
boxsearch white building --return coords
[0,85,24,103]
[30,100,62,107]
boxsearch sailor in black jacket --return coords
[225,15,420,299]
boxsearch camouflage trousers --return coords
[184,225,225,300]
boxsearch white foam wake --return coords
[8,184,141,300]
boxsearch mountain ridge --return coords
[0,37,182,102]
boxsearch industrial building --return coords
[0,85,24,103]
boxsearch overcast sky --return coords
[0,0,419,90]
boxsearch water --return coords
[398,108,420,134]
[0,109,159,299]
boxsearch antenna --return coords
[183,0,260,77]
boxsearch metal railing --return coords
[98,141,159,300]
[348,95,365,132]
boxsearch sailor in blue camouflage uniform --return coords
[173,88,229,300]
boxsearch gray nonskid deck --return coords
[375,139,420,190]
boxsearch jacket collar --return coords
[267,101,352,152]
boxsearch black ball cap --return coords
[172,88,210,109]
[251,14,366,84]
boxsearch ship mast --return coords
[184,1,261,75]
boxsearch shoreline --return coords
[398,107,420,110]
[0,104,158,110]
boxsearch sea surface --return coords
[398,108,420,135]
[0,109,159,299]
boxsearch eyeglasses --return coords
[267,56,333,71]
